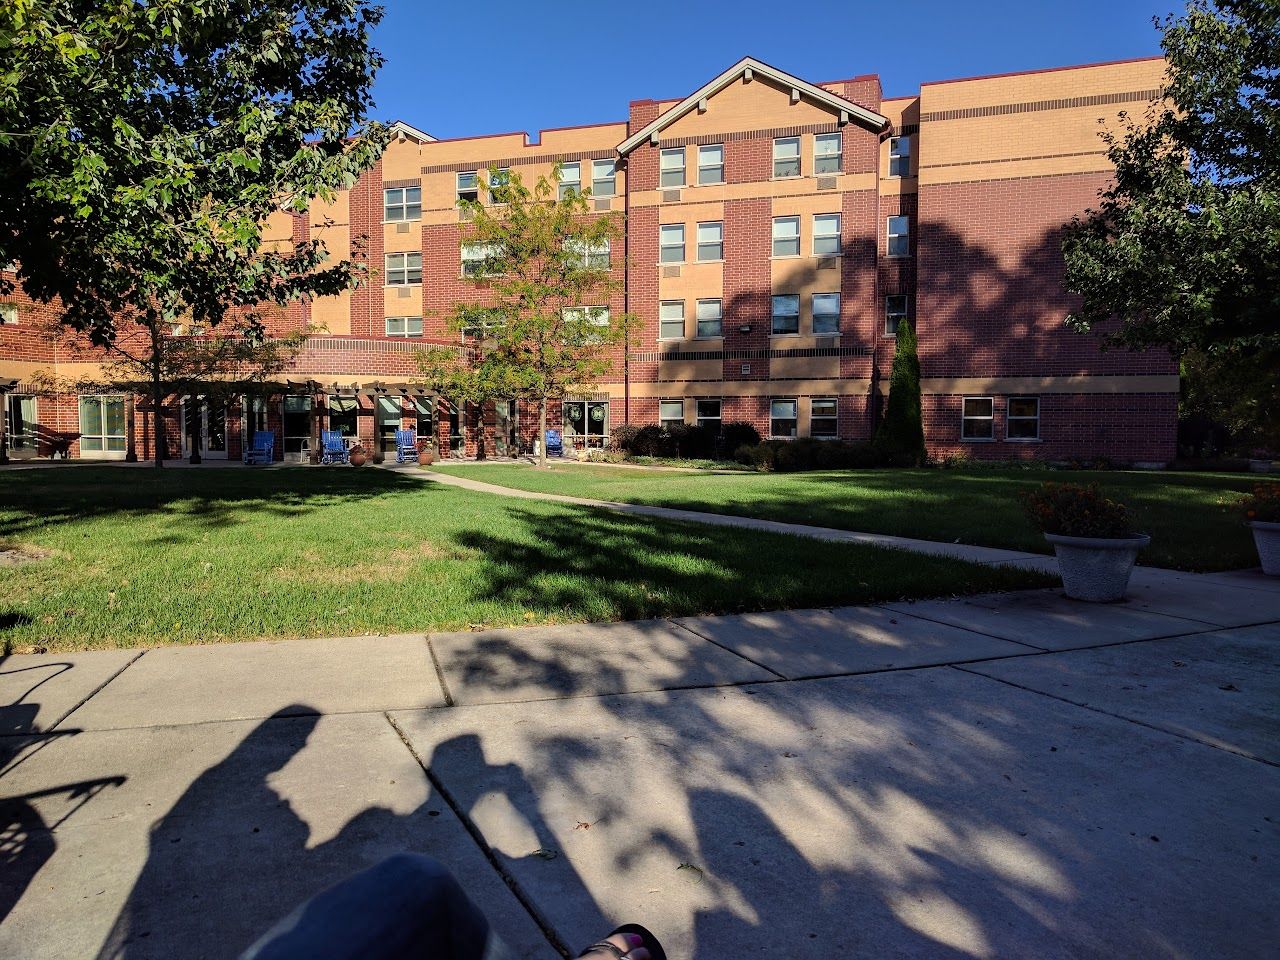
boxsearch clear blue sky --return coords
[370,0,1181,141]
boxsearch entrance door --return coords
[562,401,608,451]
[180,399,228,459]
[494,400,517,456]
[282,396,312,462]
[377,396,402,454]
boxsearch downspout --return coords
[621,153,631,426]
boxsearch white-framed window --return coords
[386,316,424,337]
[328,395,359,437]
[457,171,479,202]
[0,303,18,325]
[660,147,686,187]
[889,136,911,177]
[962,397,995,440]
[567,238,610,270]
[815,133,843,174]
[695,299,722,338]
[811,397,839,438]
[659,399,685,429]
[559,162,581,199]
[887,215,910,257]
[772,216,800,257]
[385,251,422,285]
[659,224,685,263]
[489,167,511,198]
[885,294,909,335]
[696,221,723,261]
[771,294,800,335]
[696,399,722,431]
[770,398,798,438]
[812,293,840,334]
[5,394,36,450]
[384,186,421,222]
[813,214,841,255]
[773,137,801,178]
[78,395,127,454]
[461,243,498,277]
[659,300,685,340]
[563,306,611,341]
[1007,396,1041,440]
[697,144,724,184]
[592,159,616,197]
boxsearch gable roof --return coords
[388,120,435,144]
[617,57,887,157]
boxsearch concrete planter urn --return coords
[1044,533,1150,602]
[1249,521,1280,575]
[417,448,435,466]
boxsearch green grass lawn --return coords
[431,463,1258,571]
[0,466,1050,652]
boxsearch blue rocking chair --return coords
[544,429,563,457]
[320,430,350,465]
[243,430,275,465]
[395,429,418,464]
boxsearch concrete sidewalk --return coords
[2,571,1277,959]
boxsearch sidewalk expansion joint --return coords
[383,712,574,959]
[666,619,788,679]
[49,649,148,733]
[952,664,1279,768]
[425,636,455,707]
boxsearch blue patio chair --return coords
[395,429,418,464]
[243,430,275,465]
[545,429,563,457]
[320,430,350,465]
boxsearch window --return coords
[0,303,16,325]
[773,137,800,178]
[1007,396,1041,440]
[386,316,424,337]
[5,395,36,450]
[814,133,843,174]
[328,396,358,437]
[559,162,581,200]
[811,398,838,438]
[456,171,479,202]
[282,395,311,456]
[812,293,840,334]
[885,295,909,335]
[772,216,800,257]
[696,221,723,261]
[813,214,841,255]
[695,399,722,431]
[660,148,685,187]
[591,159,616,197]
[413,396,434,440]
[659,224,685,263]
[489,167,511,199]
[78,396,126,454]
[770,399,798,438]
[889,136,911,177]
[697,144,724,184]
[695,299,722,338]
[771,294,799,335]
[385,252,422,285]
[461,243,498,277]
[962,397,994,440]
[659,301,685,339]
[563,306,611,333]
[659,400,684,429]
[567,238,610,269]
[887,215,910,257]
[383,186,421,222]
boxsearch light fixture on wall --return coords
[738,324,751,333]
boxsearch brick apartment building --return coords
[0,55,1178,465]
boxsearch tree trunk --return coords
[538,395,547,469]
[151,375,165,469]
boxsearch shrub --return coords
[608,423,640,454]
[666,423,715,459]
[1242,483,1280,523]
[632,425,672,457]
[1022,482,1136,538]
[733,439,878,472]
[872,319,927,466]
[716,421,761,459]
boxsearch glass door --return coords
[5,394,37,458]
[494,400,517,456]
[377,396,402,454]
[78,396,127,459]
[203,402,228,459]
[563,401,608,451]
[282,396,312,461]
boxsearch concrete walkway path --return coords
[2,569,1277,959]
[418,467,1055,568]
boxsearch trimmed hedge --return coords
[734,438,879,472]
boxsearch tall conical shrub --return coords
[873,319,926,466]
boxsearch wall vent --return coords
[816,336,839,348]
[397,287,410,298]
[594,198,613,212]
[395,222,411,234]
[663,266,681,278]
[817,257,839,271]
[662,189,682,203]
[740,363,751,375]
[817,176,838,190]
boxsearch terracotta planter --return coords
[1045,532,1150,602]
[349,450,367,467]
[1249,520,1280,575]
[418,449,435,466]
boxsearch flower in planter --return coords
[1022,482,1136,539]
[1242,483,1280,523]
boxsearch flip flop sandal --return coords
[578,924,668,960]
